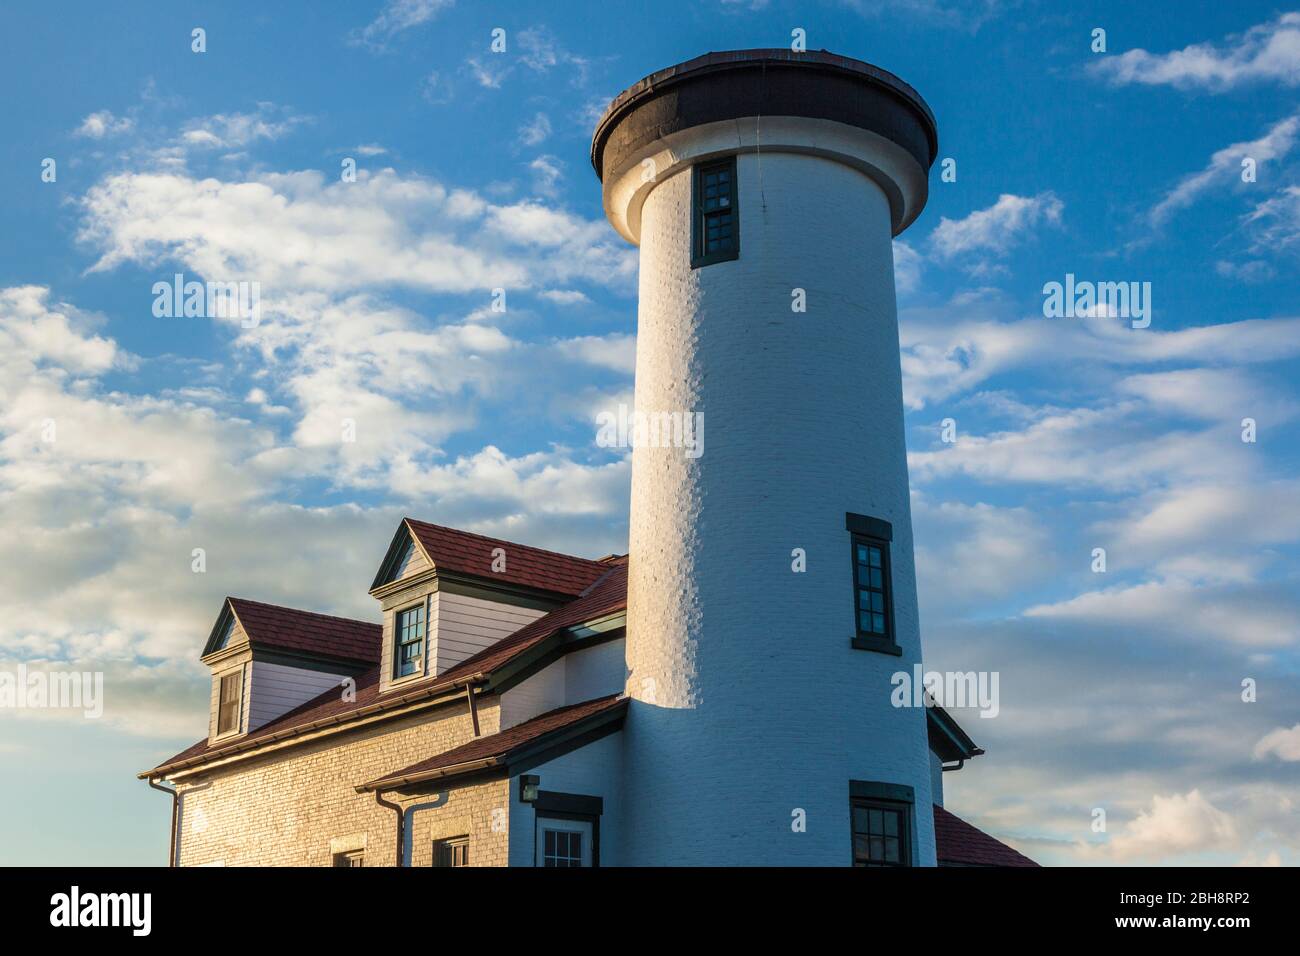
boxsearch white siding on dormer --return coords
[247,661,349,731]
[396,541,429,581]
[433,592,547,675]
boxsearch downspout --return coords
[374,790,404,867]
[374,790,446,867]
[147,778,179,867]
[464,683,481,737]
[401,799,446,866]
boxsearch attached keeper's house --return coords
[140,49,1037,867]
[141,518,1032,867]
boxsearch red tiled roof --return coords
[143,563,628,778]
[404,518,610,596]
[359,694,627,791]
[227,597,381,664]
[933,804,1039,867]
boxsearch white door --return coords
[536,818,593,867]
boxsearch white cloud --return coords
[1243,185,1300,254]
[180,106,309,150]
[1149,114,1299,227]
[900,292,1300,409]
[929,193,1062,273]
[74,110,134,139]
[893,239,922,295]
[466,57,510,89]
[1090,13,1300,91]
[529,155,563,197]
[1105,790,1238,862]
[554,334,635,373]
[519,112,552,147]
[1254,724,1300,762]
[1024,580,1298,649]
[537,289,590,305]
[914,499,1055,609]
[77,167,634,296]
[351,0,453,49]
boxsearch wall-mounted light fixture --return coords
[519,774,540,803]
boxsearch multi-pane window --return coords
[692,157,738,267]
[217,670,241,735]
[434,836,470,867]
[852,534,893,645]
[851,799,909,867]
[332,850,364,867]
[542,829,584,867]
[394,603,426,678]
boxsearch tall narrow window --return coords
[394,603,426,678]
[692,157,739,267]
[847,513,899,654]
[217,670,241,735]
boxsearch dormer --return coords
[369,518,611,695]
[199,597,380,746]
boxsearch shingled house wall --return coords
[173,696,509,867]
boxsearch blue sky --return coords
[1,0,1298,865]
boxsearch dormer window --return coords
[394,603,426,678]
[217,669,242,735]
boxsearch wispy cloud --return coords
[1149,114,1299,227]
[181,105,309,150]
[350,0,453,50]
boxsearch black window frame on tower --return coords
[691,156,739,268]
[847,512,900,655]
[849,781,916,867]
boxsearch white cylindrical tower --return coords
[592,50,939,865]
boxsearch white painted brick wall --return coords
[621,147,937,865]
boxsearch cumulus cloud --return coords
[1254,724,1300,762]
[929,193,1063,274]
[1105,790,1238,862]
[77,167,633,295]
[1090,13,1300,91]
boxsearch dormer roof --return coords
[370,517,612,596]
[201,597,381,666]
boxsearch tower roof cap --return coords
[590,48,938,183]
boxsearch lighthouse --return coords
[591,50,940,865]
